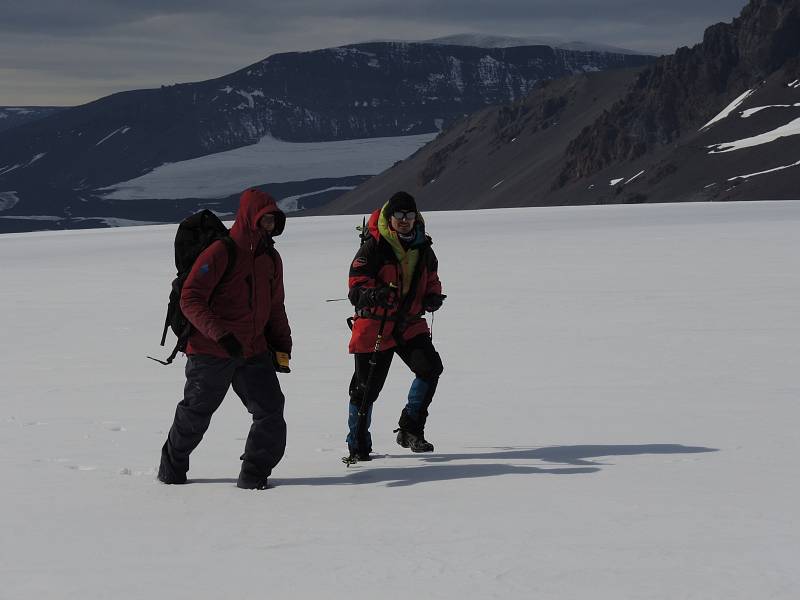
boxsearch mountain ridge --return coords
[0,41,652,232]
[317,0,800,215]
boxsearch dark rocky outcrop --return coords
[555,0,800,185]
[319,0,800,216]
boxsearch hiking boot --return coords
[237,461,269,490]
[237,476,269,490]
[348,447,372,462]
[157,460,187,485]
[395,429,434,453]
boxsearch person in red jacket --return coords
[346,191,445,462]
[158,188,292,490]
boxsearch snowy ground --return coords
[1,201,799,599]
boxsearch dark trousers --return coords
[347,333,443,451]
[161,353,286,478]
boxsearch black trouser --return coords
[347,333,443,450]
[161,353,286,478]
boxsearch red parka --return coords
[348,207,442,354]
[181,189,292,358]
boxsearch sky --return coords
[0,0,748,106]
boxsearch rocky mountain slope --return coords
[0,42,650,197]
[0,107,63,134]
[320,0,800,215]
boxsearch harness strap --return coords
[355,312,424,323]
[149,236,237,366]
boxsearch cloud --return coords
[0,1,746,34]
[0,0,747,105]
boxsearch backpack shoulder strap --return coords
[217,235,238,286]
[148,235,237,366]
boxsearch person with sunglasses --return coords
[345,191,446,462]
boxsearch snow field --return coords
[1,201,799,599]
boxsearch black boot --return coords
[395,428,434,452]
[347,447,373,462]
[237,461,269,490]
[157,461,187,484]
[157,443,187,484]
[395,410,434,452]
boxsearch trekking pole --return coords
[342,284,396,466]
[428,294,446,340]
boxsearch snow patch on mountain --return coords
[477,55,501,87]
[236,90,264,109]
[100,133,437,200]
[73,217,161,227]
[0,164,21,176]
[0,214,61,221]
[277,186,357,213]
[96,127,131,146]
[27,153,46,167]
[741,103,800,117]
[0,191,20,211]
[447,57,465,93]
[1,152,45,172]
[728,158,800,181]
[707,117,800,153]
[699,89,755,131]
[625,170,645,184]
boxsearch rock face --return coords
[555,0,800,185]
[0,107,63,133]
[319,0,800,216]
[313,68,647,215]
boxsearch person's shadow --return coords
[270,444,717,488]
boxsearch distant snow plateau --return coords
[100,133,437,201]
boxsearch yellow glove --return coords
[273,351,291,373]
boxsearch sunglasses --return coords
[391,210,416,221]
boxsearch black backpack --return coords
[148,209,236,365]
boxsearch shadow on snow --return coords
[268,444,718,488]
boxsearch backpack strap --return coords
[148,236,237,365]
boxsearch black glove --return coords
[217,333,243,358]
[423,293,446,312]
[352,285,396,309]
[372,286,397,308]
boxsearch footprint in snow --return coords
[102,422,126,432]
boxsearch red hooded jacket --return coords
[348,207,442,354]
[180,189,292,358]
